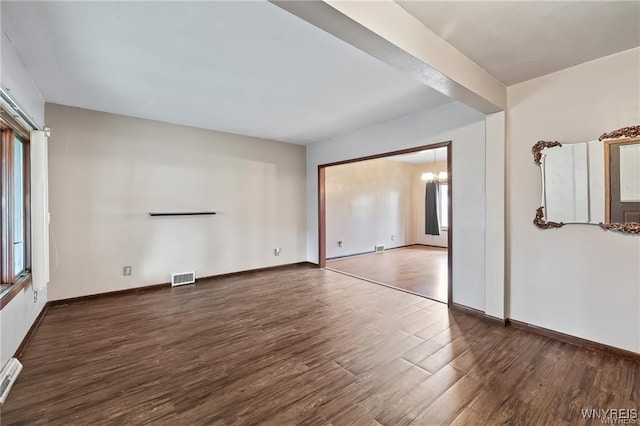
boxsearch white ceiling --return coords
[390,147,447,164]
[1,1,452,144]
[398,1,640,85]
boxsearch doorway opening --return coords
[318,142,452,305]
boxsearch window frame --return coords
[1,112,32,308]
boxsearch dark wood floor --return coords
[2,265,639,425]
[327,246,448,302]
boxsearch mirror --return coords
[533,125,640,235]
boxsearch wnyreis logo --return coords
[582,409,638,424]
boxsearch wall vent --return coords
[374,245,385,253]
[172,271,196,287]
[0,358,23,405]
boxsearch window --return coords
[440,183,449,229]
[14,137,26,275]
[1,124,31,303]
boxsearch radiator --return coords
[0,358,23,405]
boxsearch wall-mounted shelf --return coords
[148,212,217,217]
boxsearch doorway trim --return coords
[318,141,453,306]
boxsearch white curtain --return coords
[30,130,49,291]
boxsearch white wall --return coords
[0,287,47,367]
[308,102,487,310]
[325,158,450,258]
[508,48,640,353]
[46,104,307,301]
[411,161,449,248]
[0,32,45,127]
[485,112,506,320]
[0,30,47,368]
[325,159,413,258]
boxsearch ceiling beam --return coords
[271,0,506,114]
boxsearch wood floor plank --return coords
[408,373,484,425]
[327,246,448,301]
[2,265,639,425]
[377,364,467,425]
[317,358,414,422]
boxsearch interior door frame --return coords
[318,141,453,306]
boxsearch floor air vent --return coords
[0,358,23,405]
[172,271,196,287]
[375,245,385,253]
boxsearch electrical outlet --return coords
[338,241,343,247]
[391,235,395,241]
[33,291,38,303]
[274,248,281,256]
[123,266,132,276]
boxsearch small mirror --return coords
[533,125,640,234]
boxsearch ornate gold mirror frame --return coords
[532,125,640,235]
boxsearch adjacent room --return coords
[324,146,450,302]
[1,1,639,424]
